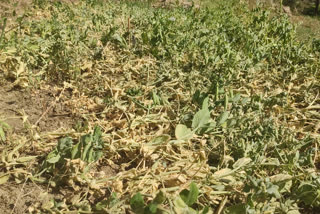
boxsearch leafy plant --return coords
[130,182,210,214]
[42,126,104,173]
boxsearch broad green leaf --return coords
[87,147,94,162]
[192,108,210,130]
[232,157,251,169]
[175,124,193,141]
[202,97,209,110]
[217,111,229,126]
[82,139,92,160]
[130,193,145,214]
[266,185,281,198]
[179,182,199,206]
[71,142,81,159]
[94,151,103,162]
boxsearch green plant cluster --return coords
[42,126,104,173]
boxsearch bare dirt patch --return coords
[0,182,52,214]
[0,82,75,133]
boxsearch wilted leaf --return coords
[233,157,251,169]
[16,156,37,163]
[174,197,197,214]
[0,174,10,184]
[261,158,280,166]
[270,174,292,183]
[175,124,193,141]
[213,168,233,178]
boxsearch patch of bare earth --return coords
[0,82,75,133]
[0,182,53,214]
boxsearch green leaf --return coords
[175,124,193,141]
[201,97,209,110]
[152,91,161,105]
[46,153,61,164]
[147,203,158,213]
[266,185,281,198]
[192,108,210,130]
[201,206,212,214]
[0,121,10,129]
[130,193,145,214]
[217,111,229,126]
[231,93,241,103]
[153,190,166,204]
[57,137,73,152]
[179,182,199,206]
[224,203,246,214]
[152,135,171,144]
[82,137,92,161]
[93,126,102,139]
[232,157,251,169]
[71,142,81,159]
[87,147,94,162]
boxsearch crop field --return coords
[0,0,319,213]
